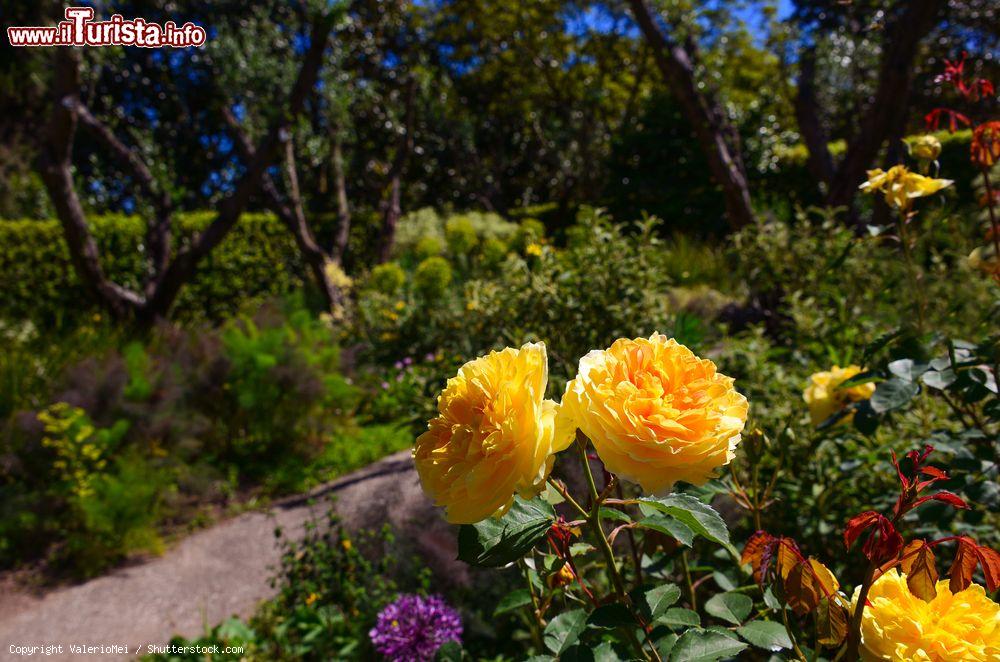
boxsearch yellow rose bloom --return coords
[413,342,572,524]
[859,165,952,211]
[908,135,942,162]
[802,365,875,425]
[853,569,1000,661]
[559,333,748,494]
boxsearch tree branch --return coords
[794,46,835,189]
[145,13,336,319]
[67,97,174,291]
[825,0,949,209]
[37,48,145,318]
[626,0,754,230]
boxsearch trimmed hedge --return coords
[0,212,314,325]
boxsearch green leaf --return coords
[457,496,554,567]
[435,640,464,661]
[543,609,588,655]
[592,642,626,662]
[637,494,730,547]
[587,604,638,629]
[633,583,682,620]
[704,592,753,625]
[599,507,633,524]
[494,588,533,617]
[669,628,748,661]
[870,378,919,413]
[659,607,701,628]
[736,621,793,651]
[638,514,695,546]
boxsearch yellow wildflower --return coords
[859,165,952,211]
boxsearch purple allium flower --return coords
[369,594,462,662]
[403,356,413,366]
[381,381,390,390]
[424,353,435,363]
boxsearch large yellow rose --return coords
[853,569,1000,661]
[559,333,748,494]
[413,342,572,524]
[803,365,875,425]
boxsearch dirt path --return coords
[0,451,460,661]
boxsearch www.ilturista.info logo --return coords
[7,7,206,48]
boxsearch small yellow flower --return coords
[803,365,875,426]
[859,165,952,211]
[559,333,748,494]
[413,342,573,524]
[394,300,406,311]
[907,135,942,162]
[526,243,543,257]
[853,569,1000,661]
[305,592,319,606]
[341,539,353,551]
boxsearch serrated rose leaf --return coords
[901,541,937,602]
[950,537,979,593]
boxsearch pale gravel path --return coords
[0,451,462,661]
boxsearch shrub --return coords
[365,262,407,296]
[413,257,453,299]
[444,216,478,255]
[0,212,394,326]
[413,235,444,261]
[512,217,546,252]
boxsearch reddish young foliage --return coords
[947,537,1000,593]
[924,108,971,132]
[844,511,903,564]
[950,538,980,593]
[900,540,938,602]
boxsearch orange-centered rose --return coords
[413,342,572,524]
[559,333,748,493]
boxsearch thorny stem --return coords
[897,209,926,332]
[518,558,545,651]
[546,477,589,519]
[680,550,697,612]
[617,482,644,586]
[782,607,809,662]
[576,437,660,662]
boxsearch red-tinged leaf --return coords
[929,492,969,510]
[815,598,849,647]
[973,543,1000,592]
[901,541,938,602]
[776,538,802,580]
[809,558,840,598]
[784,560,821,615]
[742,531,774,570]
[861,516,903,564]
[844,511,879,550]
[920,466,948,479]
[950,538,978,594]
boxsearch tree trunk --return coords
[331,128,352,261]
[627,0,755,231]
[794,46,835,190]
[376,78,417,263]
[821,0,949,210]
